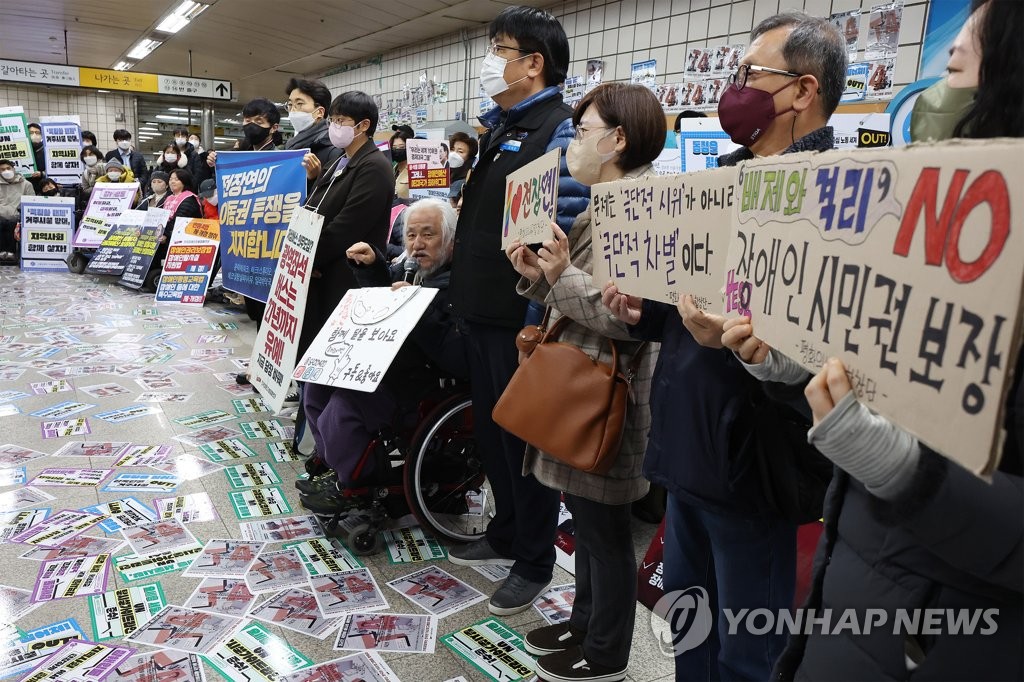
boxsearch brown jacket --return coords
[516,165,660,505]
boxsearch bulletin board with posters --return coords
[19,196,74,271]
[0,105,35,176]
[723,139,1024,476]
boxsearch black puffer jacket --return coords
[776,358,1024,681]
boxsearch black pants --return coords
[566,493,636,669]
[0,219,17,254]
[464,320,559,582]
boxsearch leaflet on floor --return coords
[78,383,131,398]
[184,578,257,617]
[154,492,220,523]
[40,418,91,438]
[150,454,225,480]
[121,519,198,556]
[174,425,244,446]
[224,461,282,488]
[382,526,447,564]
[199,438,257,462]
[0,466,26,486]
[334,613,437,654]
[0,618,88,680]
[0,443,48,467]
[0,486,57,513]
[229,486,292,519]
[310,568,389,618]
[267,440,301,462]
[12,508,105,546]
[102,473,180,493]
[113,445,172,467]
[239,419,292,440]
[232,397,269,414]
[126,605,242,656]
[0,508,49,543]
[20,535,123,561]
[51,441,130,458]
[249,588,341,640]
[441,617,535,682]
[533,584,576,625]
[243,548,307,593]
[283,537,363,575]
[88,582,167,641]
[111,651,207,682]
[239,515,324,543]
[30,401,96,419]
[175,409,236,428]
[92,405,161,423]
[30,467,112,487]
[32,553,110,601]
[182,539,266,579]
[278,652,401,682]
[202,620,313,682]
[113,543,204,582]
[387,566,487,617]
[80,497,157,533]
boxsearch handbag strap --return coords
[541,314,649,383]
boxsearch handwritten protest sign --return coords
[19,196,74,272]
[250,208,321,413]
[294,286,438,393]
[156,218,221,305]
[76,182,140,247]
[86,209,147,275]
[592,166,736,309]
[215,150,307,302]
[501,148,560,249]
[407,138,451,201]
[39,116,82,186]
[723,139,1024,474]
[119,208,169,289]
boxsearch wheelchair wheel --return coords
[403,391,493,543]
[67,252,87,274]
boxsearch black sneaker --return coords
[299,485,358,516]
[284,391,300,404]
[488,573,550,616]
[535,645,627,682]
[295,469,337,495]
[236,372,251,385]
[304,455,329,478]
[448,538,514,567]
[525,623,586,656]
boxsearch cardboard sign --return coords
[39,117,82,186]
[77,182,140,247]
[407,138,451,201]
[724,140,1024,475]
[441,618,534,681]
[19,196,75,272]
[118,209,169,289]
[250,207,321,413]
[156,217,221,305]
[592,167,737,309]
[293,286,439,393]
[86,209,148,275]
[216,149,308,302]
[501,147,560,249]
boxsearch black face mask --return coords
[243,123,270,144]
[42,188,59,196]
[391,148,406,162]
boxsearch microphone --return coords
[136,193,154,209]
[403,258,418,284]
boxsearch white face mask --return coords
[189,138,200,147]
[175,137,188,146]
[0,170,15,181]
[83,156,98,167]
[164,153,178,164]
[566,130,618,186]
[151,182,167,195]
[479,52,530,98]
[117,140,131,151]
[448,152,465,169]
[287,110,316,134]
[106,171,121,181]
[207,193,218,206]
[30,133,42,144]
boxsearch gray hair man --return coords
[347,197,457,282]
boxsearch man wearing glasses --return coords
[447,6,588,616]
[645,11,846,682]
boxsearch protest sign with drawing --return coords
[215,149,308,302]
[250,207,321,413]
[591,166,737,309]
[501,147,560,250]
[76,182,140,247]
[723,139,1024,475]
[155,217,221,305]
[293,286,439,393]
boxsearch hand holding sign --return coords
[506,240,542,283]
[537,223,571,286]
[677,294,726,348]
[722,316,771,365]
[805,358,854,426]
[601,281,643,325]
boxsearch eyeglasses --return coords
[486,43,534,58]
[573,125,611,141]
[286,102,317,112]
[328,116,357,127]
[729,64,801,90]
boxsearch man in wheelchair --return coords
[298,197,469,516]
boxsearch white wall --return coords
[321,0,930,124]
[0,84,138,152]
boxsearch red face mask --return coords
[717,79,799,147]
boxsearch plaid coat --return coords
[516,165,660,505]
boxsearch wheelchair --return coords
[311,382,494,555]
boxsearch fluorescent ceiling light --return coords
[168,107,192,113]
[155,114,189,122]
[113,61,133,71]
[155,1,209,34]
[127,38,162,60]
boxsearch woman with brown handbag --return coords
[504,82,664,682]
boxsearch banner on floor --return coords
[19,196,74,272]
[407,138,451,201]
[591,165,736,310]
[118,208,169,289]
[0,105,35,176]
[155,218,221,305]
[250,207,321,413]
[723,139,1024,475]
[39,116,83,186]
[86,209,147,276]
[501,147,560,249]
[215,149,307,303]
[76,181,140,247]
[293,286,438,393]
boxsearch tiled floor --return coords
[0,270,675,682]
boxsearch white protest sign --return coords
[501,147,560,249]
[77,181,140,247]
[0,105,35,175]
[39,115,82,186]
[407,138,451,201]
[19,196,74,272]
[592,167,736,309]
[293,286,439,393]
[251,208,322,413]
[724,139,1024,475]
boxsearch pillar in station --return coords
[201,103,214,148]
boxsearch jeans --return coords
[663,493,796,681]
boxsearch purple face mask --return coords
[717,79,799,147]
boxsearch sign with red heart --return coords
[501,147,561,249]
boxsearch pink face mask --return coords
[329,122,357,149]
[716,79,799,147]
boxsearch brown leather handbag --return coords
[493,314,645,475]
